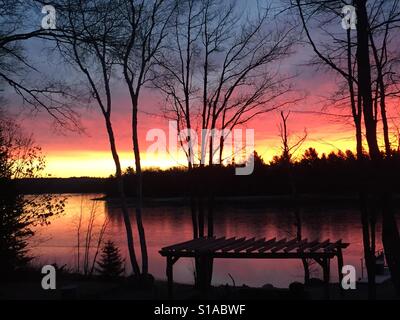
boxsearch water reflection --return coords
[31,194,392,288]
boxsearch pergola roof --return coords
[159,236,349,259]
[159,236,350,299]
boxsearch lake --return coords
[30,193,390,288]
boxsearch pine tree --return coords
[0,115,65,279]
[95,241,125,278]
[0,127,31,276]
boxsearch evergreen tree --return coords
[95,241,125,278]
[0,126,31,275]
[0,113,65,278]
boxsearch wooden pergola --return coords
[159,236,349,298]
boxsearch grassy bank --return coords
[1,273,399,300]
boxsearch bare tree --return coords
[292,0,364,158]
[74,197,109,276]
[0,0,81,130]
[292,0,381,299]
[156,0,295,166]
[53,0,141,276]
[203,4,296,166]
[278,111,309,283]
[114,0,175,275]
[368,0,400,156]
[356,0,400,297]
[291,0,400,298]
[155,0,296,240]
[154,0,203,169]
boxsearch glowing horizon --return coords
[22,53,398,179]
[42,124,359,178]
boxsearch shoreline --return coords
[94,193,400,208]
[1,276,398,300]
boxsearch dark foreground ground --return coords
[1,277,399,300]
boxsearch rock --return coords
[289,282,304,295]
[127,273,155,290]
[60,284,79,299]
[308,278,324,286]
[262,283,275,290]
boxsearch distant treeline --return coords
[16,177,111,195]
[16,148,400,197]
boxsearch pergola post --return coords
[160,237,349,300]
[337,247,344,296]
[166,256,179,299]
[196,255,213,295]
[167,256,173,299]
[322,257,331,299]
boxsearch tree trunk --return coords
[294,208,310,284]
[105,117,141,276]
[190,196,199,239]
[207,192,214,238]
[198,190,205,238]
[346,28,363,159]
[371,65,400,291]
[290,164,309,283]
[369,31,391,157]
[356,116,363,158]
[219,135,224,165]
[360,191,376,299]
[356,0,380,160]
[382,187,400,294]
[380,93,391,157]
[132,98,148,275]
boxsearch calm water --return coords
[29,193,392,288]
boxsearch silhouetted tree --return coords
[0,0,80,129]
[156,0,296,167]
[155,0,297,244]
[53,0,141,276]
[301,148,319,166]
[277,111,309,283]
[115,0,175,275]
[291,0,400,299]
[356,0,400,297]
[292,0,363,159]
[0,155,30,276]
[95,240,125,278]
[0,111,65,278]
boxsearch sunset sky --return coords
[13,41,396,178]
[6,5,399,178]
[18,72,364,178]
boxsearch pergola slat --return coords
[259,238,286,253]
[198,237,237,252]
[162,237,210,251]
[234,238,265,253]
[182,238,212,251]
[220,237,247,252]
[231,238,256,252]
[324,240,342,252]
[271,238,297,253]
[297,240,319,252]
[308,239,330,252]
[284,239,308,252]
[194,237,226,251]
[246,238,276,252]
[160,237,349,256]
